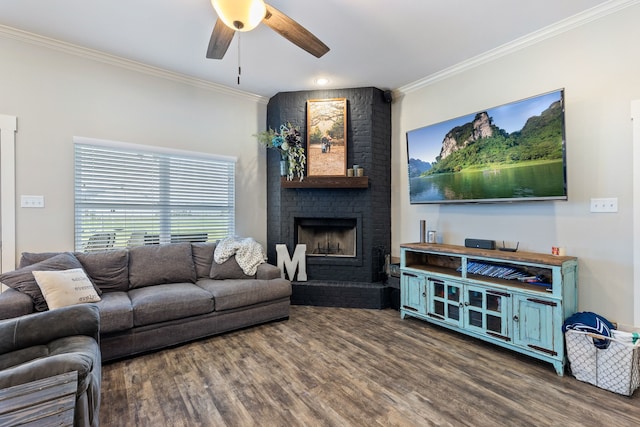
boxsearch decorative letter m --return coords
[276,244,307,281]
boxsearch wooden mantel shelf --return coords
[280,176,369,189]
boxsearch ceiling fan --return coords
[206,0,330,60]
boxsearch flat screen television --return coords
[406,89,567,204]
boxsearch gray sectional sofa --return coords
[0,241,292,362]
[0,304,102,427]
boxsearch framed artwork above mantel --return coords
[306,98,347,176]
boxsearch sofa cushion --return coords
[209,255,256,280]
[128,243,196,289]
[94,291,134,333]
[196,278,291,311]
[128,283,213,326]
[191,242,217,279]
[18,252,63,268]
[75,249,129,292]
[0,253,93,312]
[256,263,282,280]
[32,268,101,310]
[0,345,48,371]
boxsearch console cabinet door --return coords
[401,273,426,314]
[427,278,463,327]
[464,284,511,342]
[512,295,557,356]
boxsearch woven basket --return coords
[565,329,640,396]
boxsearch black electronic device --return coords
[499,241,519,252]
[464,238,496,250]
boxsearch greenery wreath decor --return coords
[255,123,306,181]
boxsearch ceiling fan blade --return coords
[206,18,235,59]
[263,4,329,58]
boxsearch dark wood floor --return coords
[101,306,640,426]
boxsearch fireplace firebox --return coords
[295,218,357,257]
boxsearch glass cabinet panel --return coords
[428,278,463,327]
[468,310,483,328]
[487,294,501,312]
[467,290,484,328]
[486,294,503,333]
[447,285,460,320]
[434,300,445,316]
[468,290,483,308]
[434,281,445,298]
[448,285,460,302]
[465,285,510,339]
[486,314,502,333]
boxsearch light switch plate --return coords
[590,197,618,213]
[20,195,45,208]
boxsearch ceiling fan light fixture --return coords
[212,0,266,32]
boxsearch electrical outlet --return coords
[20,195,45,208]
[590,197,618,213]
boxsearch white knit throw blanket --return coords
[214,237,266,276]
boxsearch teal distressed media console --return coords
[400,243,578,376]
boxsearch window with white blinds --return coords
[74,138,236,252]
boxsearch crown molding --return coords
[0,24,269,105]
[398,0,640,95]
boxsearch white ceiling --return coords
[0,0,617,98]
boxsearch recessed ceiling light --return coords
[314,77,330,86]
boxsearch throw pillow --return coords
[0,252,91,311]
[18,251,63,268]
[75,249,129,292]
[209,255,256,280]
[32,268,101,310]
[191,242,217,279]
[128,242,197,288]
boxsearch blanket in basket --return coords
[563,311,616,349]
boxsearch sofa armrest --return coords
[256,263,282,280]
[0,288,34,320]
[0,304,100,355]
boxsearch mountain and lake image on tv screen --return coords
[406,89,567,204]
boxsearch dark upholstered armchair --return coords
[0,304,101,427]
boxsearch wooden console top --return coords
[400,242,577,266]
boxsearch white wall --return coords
[0,33,268,260]
[392,5,640,326]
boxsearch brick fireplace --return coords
[265,87,391,307]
